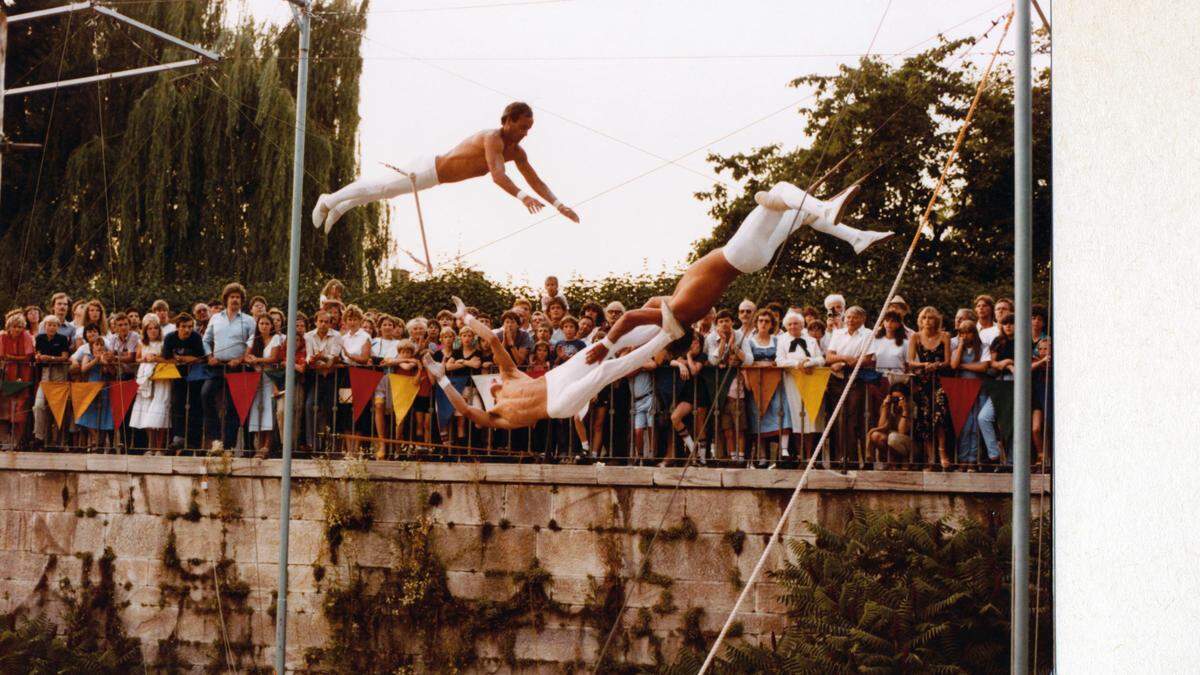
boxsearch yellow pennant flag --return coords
[791,367,833,426]
[39,382,71,428]
[70,382,105,422]
[151,362,182,380]
[388,373,420,424]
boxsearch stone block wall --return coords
[0,453,1049,672]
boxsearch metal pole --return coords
[1011,1,1032,673]
[4,59,205,97]
[275,0,311,671]
[2,11,8,208]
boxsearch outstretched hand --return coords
[585,343,609,365]
[521,195,545,214]
[557,205,580,223]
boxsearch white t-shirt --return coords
[872,335,908,371]
[340,328,372,364]
[978,323,1000,347]
[373,337,400,361]
[245,333,284,359]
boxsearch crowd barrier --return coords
[0,359,1052,472]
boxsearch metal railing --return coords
[0,357,1052,473]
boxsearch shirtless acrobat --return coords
[585,180,893,364]
[311,101,580,233]
[421,297,685,429]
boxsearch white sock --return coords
[780,435,790,457]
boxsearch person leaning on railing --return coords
[244,314,283,459]
[202,283,257,454]
[32,315,72,450]
[304,309,342,455]
[778,311,826,467]
[824,306,877,468]
[164,313,206,453]
[707,309,750,463]
[1,313,36,450]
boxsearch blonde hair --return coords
[917,306,943,331]
[6,312,27,330]
[343,304,364,321]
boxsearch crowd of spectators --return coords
[0,277,1052,472]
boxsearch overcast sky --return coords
[246,0,1037,285]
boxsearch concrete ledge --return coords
[0,452,1050,495]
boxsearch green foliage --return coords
[675,506,1054,674]
[691,33,1053,315]
[1,0,382,306]
[0,547,143,674]
[316,458,377,564]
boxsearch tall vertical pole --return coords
[1,12,8,208]
[275,0,311,671]
[1011,1,1032,673]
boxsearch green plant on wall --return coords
[665,506,1054,674]
[0,548,143,673]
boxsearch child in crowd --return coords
[540,275,568,312]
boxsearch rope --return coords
[697,10,1015,672]
[586,5,1030,668]
[13,10,76,298]
[440,3,1007,267]
[1032,265,1052,672]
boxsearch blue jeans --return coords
[957,395,984,464]
[976,393,1005,462]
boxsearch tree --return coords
[0,0,384,307]
[691,32,1052,316]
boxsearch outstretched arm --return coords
[514,147,580,223]
[485,134,545,215]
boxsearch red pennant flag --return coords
[939,376,983,437]
[225,371,262,425]
[349,367,385,422]
[109,380,141,430]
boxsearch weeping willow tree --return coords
[1,0,384,306]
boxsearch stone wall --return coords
[0,452,1049,672]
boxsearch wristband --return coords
[599,336,615,350]
[552,199,563,208]
[437,375,452,389]
[516,190,529,201]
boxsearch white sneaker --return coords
[451,296,467,319]
[311,195,331,230]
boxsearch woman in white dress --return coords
[131,314,172,453]
[244,314,283,458]
[776,311,826,466]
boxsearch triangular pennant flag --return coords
[939,376,984,436]
[348,367,384,422]
[791,367,833,426]
[225,371,262,424]
[471,373,501,411]
[0,380,33,395]
[264,368,287,390]
[742,367,782,415]
[186,363,213,382]
[981,379,1015,440]
[70,382,105,422]
[39,382,71,428]
[109,380,141,430]
[151,362,181,380]
[388,373,420,423]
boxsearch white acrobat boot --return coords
[755,181,893,255]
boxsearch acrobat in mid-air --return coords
[585,180,894,364]
[422,297,687,430]
[311,101,580,233]
[427,180,893,430]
